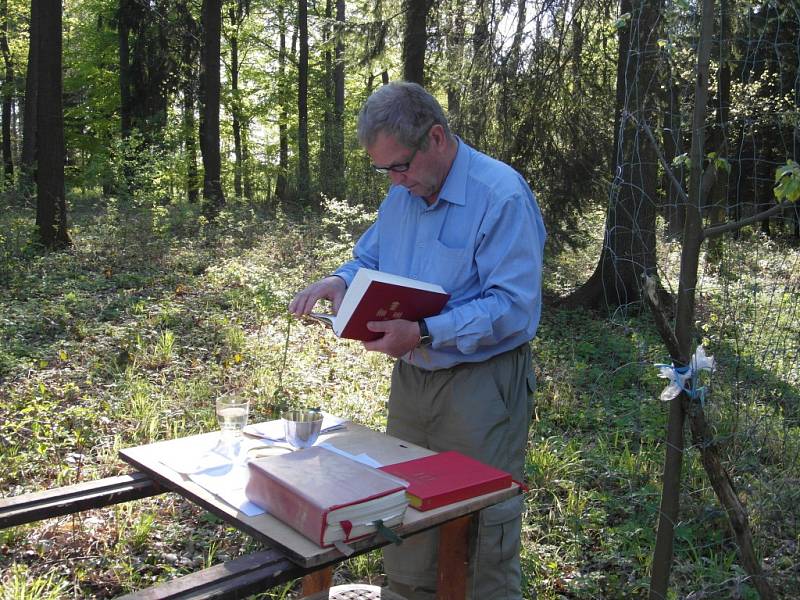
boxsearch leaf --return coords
[672,153,690,168]
[59,350,68,361]
[774,159,800,203]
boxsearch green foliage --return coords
[774,159,800,203]
[0,564,69,600]
[1,192,799,598]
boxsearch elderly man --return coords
[290,81,546,600]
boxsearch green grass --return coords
[1,194,798,599]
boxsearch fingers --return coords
[363,319,420,358]
[289,276,346,316]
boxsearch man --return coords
[289,81,546,600]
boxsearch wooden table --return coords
[120,422,520,599]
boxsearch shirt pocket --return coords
[420,239,475,294]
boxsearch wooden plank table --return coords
[120,422,520,599]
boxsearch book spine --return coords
[411,478,512,511]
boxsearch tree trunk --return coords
[319,0,345,202]
[118,0,132,138]
[320,0,334,197]
[229,1,246,200]
[465,0,492,145]
[332,0,345,200]
[402,0,428,85]
[648,2,775,598]
[1,0,14,185]
[561,0,661,312]
[445,0,464,130]
[200,0,226,214]
[275,3,288,203]
[179,1,199,204]
[21,0,39,179]
[297,0,310,206]
[242,126,252,200]
[34,0,69,248]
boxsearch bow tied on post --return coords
[655,345,716,404]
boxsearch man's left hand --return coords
[363,319,421,358]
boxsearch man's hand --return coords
[362,319,421,358]
[288,276,347,316]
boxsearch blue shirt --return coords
[334,139,546,370]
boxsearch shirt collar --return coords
[436,137,468,207]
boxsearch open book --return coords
[310,268,450,341]
[245,446,409,547]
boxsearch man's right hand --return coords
[288,275,347,316]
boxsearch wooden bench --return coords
[0,473,310,599]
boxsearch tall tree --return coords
[562,0,662,310]
[320,0,346,200]
[117,0,174,142]
[200,0,226,213]
[34,0,68,247]
[297,0,310,206]
[333,0,345,185]
[402,0,429,84]
[0,0,13,184]
[178,0,199,204]
[228,0,250,200]
[444,0,465,128]
[21,0,38,179]
[117,0,133,138]
[646,4,778,597]
[275,1,289,202]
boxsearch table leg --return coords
[436,514,472,600]
[301,565,333,596]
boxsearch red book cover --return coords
[379,451,513,512]
[245,447,409,547]
[310,268,450,342]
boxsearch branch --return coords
[702,201,795,240]
[642,274,682,362]
[628,111,690,205]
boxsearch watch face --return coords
[418,335,433,347]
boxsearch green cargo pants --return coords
[383,343,535,600]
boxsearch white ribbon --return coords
[656,345,716,401]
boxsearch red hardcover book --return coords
[379,451,513,512]
[310,268,450,342]
[245,447,409,547]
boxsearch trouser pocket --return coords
[470,494,524,599]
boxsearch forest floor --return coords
[1,196,798,599]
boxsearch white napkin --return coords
[159,436,265,516]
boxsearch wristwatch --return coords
[417,319,433,347]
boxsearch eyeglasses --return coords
[372,146,420,175]
[371,125,433,175]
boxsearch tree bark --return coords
[648,2,775,598]
[200,0,226,214]
[561,0,661,312]
[332,0,345,200]
[22,0,39,178]
[229,1,248,200]
[1,0,14,184]
[118,0,132,138]
[275,2,288,203]
[444,0,465,129]
[402,0,428,85]
[179,1,199,204]
[34,0,69,248]
[297,0,310,206]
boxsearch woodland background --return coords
[0,0,799,598]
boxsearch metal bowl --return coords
[281,410,323,449]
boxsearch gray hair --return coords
[357,81,452,150]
